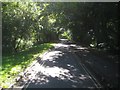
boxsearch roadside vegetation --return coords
[1,2,118,88]
[1,43,53,88]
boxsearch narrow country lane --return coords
[14,43,101,89]
[2,3,118,89]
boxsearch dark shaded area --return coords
[68,3,119,53]
[45,2,119,52]
[71,45,119,88]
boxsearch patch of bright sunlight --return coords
[33,53,40,58]
[42,51,63,61]
[40,66,70,79]
[76,46,88,50]
[10,65,22,75]
[52,43,69,48]
[0,65,22,88]
[27,62,72,81]
[70,44,76,47]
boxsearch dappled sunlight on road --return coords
[15,44,97,88]
[37,66,70,79]
[42,51,64,61]
[52,43,69,48]
[52,43,89,53]
[14,43,97,88]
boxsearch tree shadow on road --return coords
[21,46,97,89]
[73,45,119,88]
[14,43,119,89]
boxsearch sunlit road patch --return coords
[15,43,101,88]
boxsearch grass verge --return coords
[0,43,54,88]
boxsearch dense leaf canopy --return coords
[2,2,119,54]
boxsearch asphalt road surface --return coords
[13,43,102,90]
[15,43,102,89]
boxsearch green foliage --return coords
[1,2,118,87]
[58,2,118,51]
[2,2,37,53]
[60,30,72,40]
[2,2,59,54]
[1,43,53,88]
